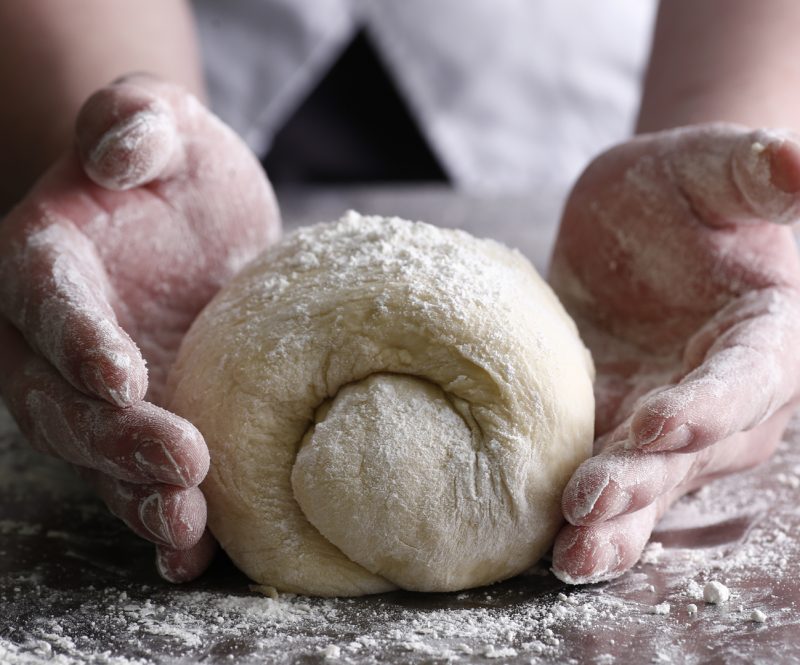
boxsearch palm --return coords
[551,125,800,440]
[5,81,279,403]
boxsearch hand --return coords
[548,124,800,583]
[0,75,280,581]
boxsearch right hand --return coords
[0,74,281,581]
[549,124,800,583]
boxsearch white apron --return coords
[193,0,657,193]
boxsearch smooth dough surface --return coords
[166,211,595,596]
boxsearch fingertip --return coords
[80,344,148,408]
[133,419,208,488]
[561,427,636,525]
[85,468,208,549]
[164,416,210,488]
[551,526,620,585]
[630,406,665,450]
[562,450,643,526]
[168,486,207,549]
[766,137,800,195]
[561,462,614,526]
[138,485,206,550]
[563,479,631,527]
[732,129,800,224]
[86,108,177,191]
[630,389,690,452]
[552,508,659,585]
[63,314,147,404]
[156,529,217,583]
[631,412,696,453]
[76,84,178,190]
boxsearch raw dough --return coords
[166,211,594,596]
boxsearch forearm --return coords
[0,0,204,210]
[637,0,800,133]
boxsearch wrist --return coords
[637,84,800,135]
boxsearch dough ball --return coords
[166,211,595,596]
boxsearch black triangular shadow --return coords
[263,30,449,184]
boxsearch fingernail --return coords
[553,538,620,585]
[90,111,158,166]
[155,547,183,584]
[590,489,631,523]
[81,361,109,400]
[136,439,188,486]
[634,421,664,449]
[139,493,176,547]
[88,110,175,190]
[582,540,619,582]
[640,423,693,452]
[81,361,131,408]
[104,350,136,406]
[570,475,630,524]
[767,140,800,194]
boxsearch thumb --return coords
[667,123,800,226]
[75,74,181,191]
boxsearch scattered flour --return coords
[2,389,800,664]
[640,542,664,565]
[319,644,341,660]
[685,579,704,601]
[649,603,670,616]
[703,581,730,605]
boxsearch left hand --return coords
[549,123,800,583]
[0,75,281,582]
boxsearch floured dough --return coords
[166,211,594,596]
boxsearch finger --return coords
[551,501,661,585]
[0,323,208,486]
[76,73,232,191]
[156,530,217,583]
[0,211,148,407]
[562,441,696,526]
[78,467,207,550]
[553,409,788,584]
[630,288,800,453]
[668,124,800,226]
[567,399,790,528]
[76,75,180,190]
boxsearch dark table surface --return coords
[2,186,798,664]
